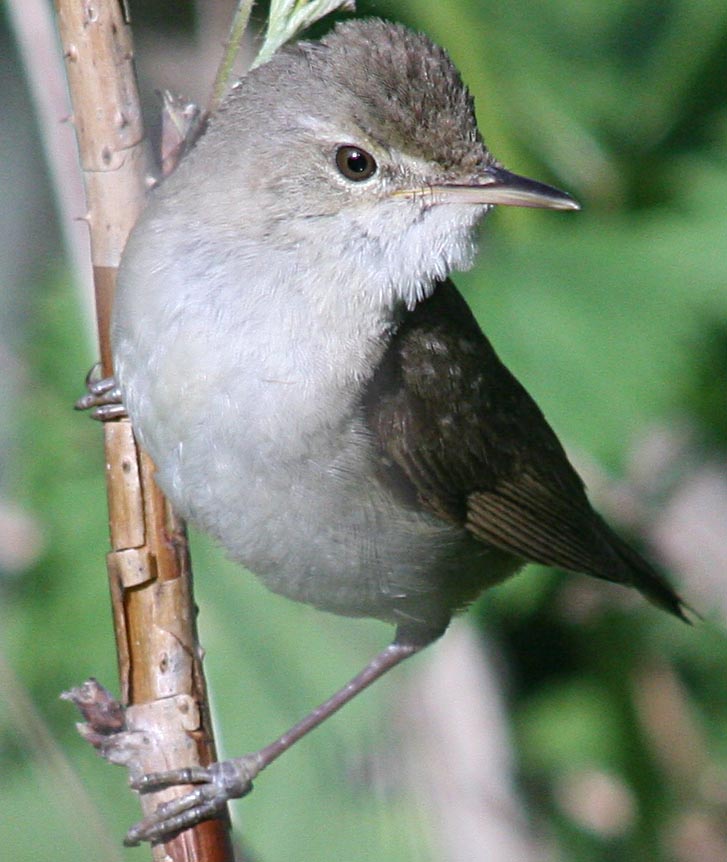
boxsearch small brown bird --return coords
[109,19,686,844]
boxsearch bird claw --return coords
[124,757,258,846]
[75,364,127,420]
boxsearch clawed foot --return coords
[124,756,259,846]
[75,364,126,420]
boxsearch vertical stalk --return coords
[54,2,234,859]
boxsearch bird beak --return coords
[410,165,580,211]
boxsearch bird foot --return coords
[124,756,259,846]
[75,364,127,420]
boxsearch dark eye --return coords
[335,146,377,181]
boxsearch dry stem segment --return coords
[55,1,234,859]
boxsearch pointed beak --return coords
[417,165,580,211]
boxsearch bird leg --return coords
[124,638,421,846]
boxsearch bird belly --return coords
[151,409,512,631]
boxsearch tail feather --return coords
[600,520,694,622]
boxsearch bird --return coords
[107,18,686,844]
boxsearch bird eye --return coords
[335,146,377,181]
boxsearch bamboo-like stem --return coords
[53,2,234,860]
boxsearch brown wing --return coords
[363,280,686,619]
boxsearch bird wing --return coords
[363,280,685,618]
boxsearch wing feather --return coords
[363,280,686,619]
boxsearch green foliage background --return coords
[1,1,726,860]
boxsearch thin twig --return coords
[206,0,256,118]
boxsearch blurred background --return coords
[2,1,727,860]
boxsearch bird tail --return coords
[602,521,695,623]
